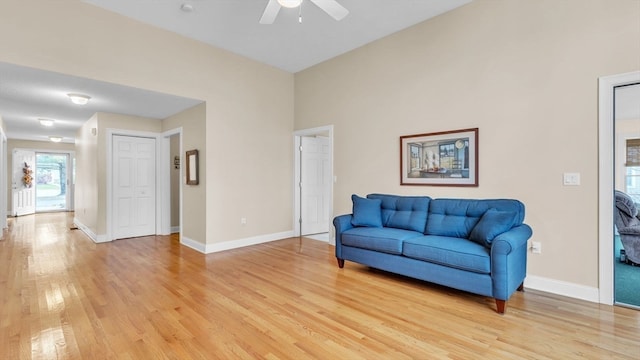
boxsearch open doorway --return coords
[294,126,334,243]
[169,133,181,234]
[598,70,640,308]
[158,128,182,238]
[613,82,640,308]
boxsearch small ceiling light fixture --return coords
[49,136,63,143]
[67,93,91,105]
[278,0,302,8]
[39,118,54,127]
[180,3,194,12]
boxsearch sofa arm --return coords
[491,224,533,255]
[618,225,640,236]
[333,214,354,260]
[333,214,354,238]
[490,224,533,301]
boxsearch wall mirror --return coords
[186,149,199,185]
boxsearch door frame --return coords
[106,128,162,242]
[11,148,75,216]
[598,70,640,305]
[293,125,334,243]
[0,128,5,228]
[159,127,182,237]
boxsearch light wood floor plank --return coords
[0,213,638,359]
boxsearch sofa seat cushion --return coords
[402,235,491,274]
[341,227,423,255]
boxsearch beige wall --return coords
[294,0,640,288]
[6,139,75,213]
[0,0,294,247]
[163,103,206,243]
[75,115,99,235]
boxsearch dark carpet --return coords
[614,235,640,307]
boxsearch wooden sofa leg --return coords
[495,283,522,314]
[337,258,344,268]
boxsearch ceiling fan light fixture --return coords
[39,118,54,127]
[277,0,302,8]
[49,136,63,143]
[67,93,91,105]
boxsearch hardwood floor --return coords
[1,213,638,359]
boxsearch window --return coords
[625,139,640,202]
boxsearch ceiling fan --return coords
[260,0,349,24]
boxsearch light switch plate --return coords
[563,172,580,186]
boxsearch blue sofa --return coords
[333,194,533,314]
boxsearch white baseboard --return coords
[95,234,110,243]
[206,230,296,254]
[170,226,180,234]
[524,275,599,303]
[73,217,110,243]
[305,233,329,242]
[181,236,206,253]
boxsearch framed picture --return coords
[186,149,199,185]
[400,128,478,186]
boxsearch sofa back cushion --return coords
[367,194,431,233]
[426,198,525,238]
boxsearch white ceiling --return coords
[83,0,473,73]
[0,62,203,143]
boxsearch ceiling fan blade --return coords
[309,0,349,21]
[259,0,282,24]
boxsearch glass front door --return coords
[35,153,69,212]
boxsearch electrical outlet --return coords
[531,241,542,254]
[240,217,247,225]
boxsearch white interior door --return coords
[301,136,331,235]
[113,135,156,239]
[12,149,35,216]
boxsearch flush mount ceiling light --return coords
[67,93,91,105]
[49,136,63,143]
[278,0,302,8]
[180,3,194,12]
[39,118,54,127]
